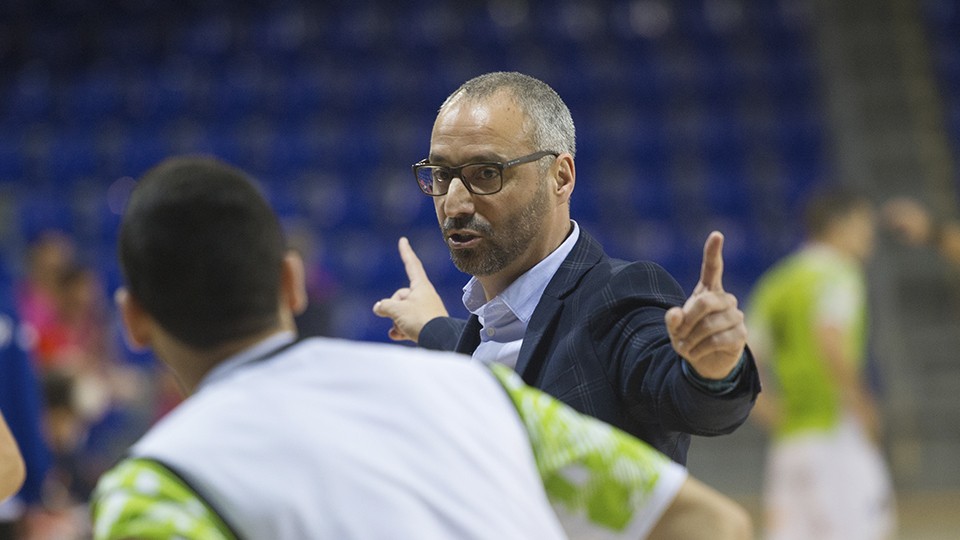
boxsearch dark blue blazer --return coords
[419,229,761,464]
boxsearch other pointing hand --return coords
[665,231,747,380]
[373,237,448,343]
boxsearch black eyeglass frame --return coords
[412,150,560,196]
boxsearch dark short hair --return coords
[803,186,872,239]
[119,156,285,349]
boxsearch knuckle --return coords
[705,293,724,309]
[698,316,720,335]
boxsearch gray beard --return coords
[445,181,550,277]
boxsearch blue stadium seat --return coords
[63,67,125,126]
[119,129,171,177]
[49,130,101,181]
[0,141,26,182]
[18,193,75,243]
[172,14,235,64]
[5,65,53,126]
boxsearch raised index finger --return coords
[398,237,429,287]
[698,231,725,292]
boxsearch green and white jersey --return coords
[92,336,685,539]
[748,244,867,438]
[92,458,234,540]
[489,364,685,539]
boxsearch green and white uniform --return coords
[92,335,685,539]
[749,243,868,438]
[749,244,894,540]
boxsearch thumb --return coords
[387,325,410,341]
[665,307,683,334]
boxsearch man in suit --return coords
[374,71,761,464]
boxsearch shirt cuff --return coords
[681,353,746,396]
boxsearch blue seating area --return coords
[0,0,828,341]
[924,0,960,175]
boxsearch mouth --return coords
[446,230,482,248]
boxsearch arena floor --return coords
[733,491,960,539]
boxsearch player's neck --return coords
[158,325,294,395]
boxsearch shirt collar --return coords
[462,221,580,323]
[196,331,297,392]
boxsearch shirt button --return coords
[486,328,496,337]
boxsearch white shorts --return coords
[764,416,896,540]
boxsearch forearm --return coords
[747,339,781,430]
[671,384,759,436]
[648,478,752,540]
[817,325,879,434]
[619,339,760,436]
[417,317,468,351]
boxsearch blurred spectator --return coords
[747,187,896,539]
[40,371,91,505]
[883,196,960,268]
[9,235,161,537]
[15,231,77,371]
[38,265,154,520]
[52,265,112,372]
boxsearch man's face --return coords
[428,93,555,280]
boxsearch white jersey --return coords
[129,336,567,539]
[94,335,687,539]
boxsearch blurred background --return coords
[0,0,958,537]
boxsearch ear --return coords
[281,250,308,317]
[115,288,153,351]
[553,152,576,204]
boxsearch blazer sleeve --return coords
[589,263,761,437]
[418,317,469,352]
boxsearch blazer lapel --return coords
[514,230,606,380]
[515,295,563,384]
[455,315,483,354]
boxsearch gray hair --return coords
[439,72,576,158]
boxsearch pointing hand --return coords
[373,237,448,343]
[665,232,747,380]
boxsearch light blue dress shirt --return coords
[462,222,580,369]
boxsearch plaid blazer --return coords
[419,229,761,464]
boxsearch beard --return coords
[442,180,550,277]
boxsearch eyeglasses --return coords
[412,150,559,196]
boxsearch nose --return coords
[439,176,475,217]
